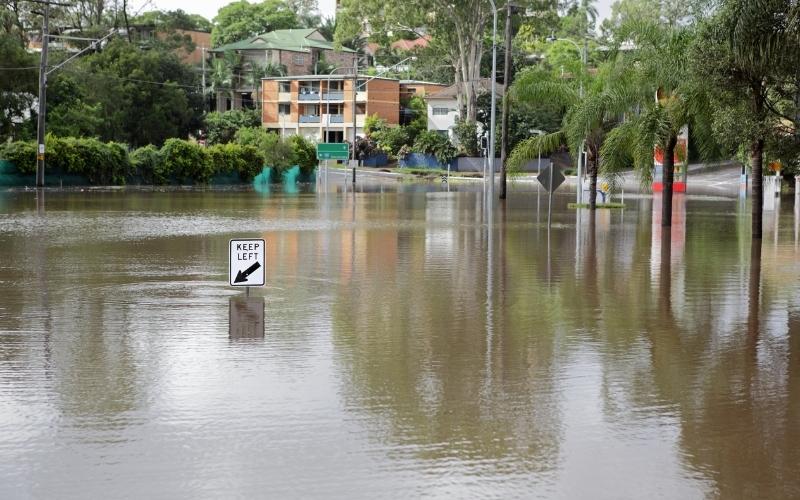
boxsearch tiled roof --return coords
[211,28,356,53]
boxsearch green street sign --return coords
[316,143,350,160]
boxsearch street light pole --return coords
[547,34,586,204]
[488,0,498,206]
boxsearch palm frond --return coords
[508,131,565,174]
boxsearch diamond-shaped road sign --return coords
[537,165,565,193]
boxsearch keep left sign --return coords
[229,238,265,287]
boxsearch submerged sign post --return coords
[229,239,265,290]
[316,143,349,161]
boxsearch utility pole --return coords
[499,3,516,200]
[35,1,51,188]
[31,0,77,187]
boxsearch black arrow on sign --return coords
[234,261,261,284]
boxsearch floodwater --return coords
[0,182,798,499]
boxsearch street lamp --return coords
[547,32,588,204]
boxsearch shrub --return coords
[354,136,378,161]
[0,137,130,184]
[204,109,261,145]
[373,125,411,158]
[364,113,388,135]
[413,130,457,165]
[233,127,293,174]
[286,135,316,175]
[452,119,479,157]
[130,145,162,184]
[207,143,265,181]
[160,139,212,183]
[0,141,36,173]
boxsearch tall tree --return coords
[336,0,554,122]
[691,0,799,239]
[211,0,299,47]
[600,21,715,227]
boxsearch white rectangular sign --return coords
[229,238,265,287]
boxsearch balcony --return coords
[322,91,344,101]
[324,114,344,124]
[298,91,320,101]
[299,114,321,124]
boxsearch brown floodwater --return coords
[0,183,798,499]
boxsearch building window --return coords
[432,107,451,116]
[279,81,291,92]
[279,103,290,115]
[355,103,366,115]
[292,53,305,65]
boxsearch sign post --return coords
[316,143,349,161]
[229,238,266,295]
[537,164,565,227]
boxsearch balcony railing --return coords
[322,91,344,101]
[299,115,321,123]
[298,91,320,101]
[325,114,344,124]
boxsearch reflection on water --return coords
[0,186,798,498]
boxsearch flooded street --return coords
[1,184,798,498]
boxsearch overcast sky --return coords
[132,0,614,25]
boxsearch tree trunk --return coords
[751,138,764,239]
[499,4,513,200]
[661,134,678,227]
[588,158,598,210]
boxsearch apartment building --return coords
[261,75,400,143]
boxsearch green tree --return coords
[131,9,213,31]
[0,33,36,140]
[211,0,299,47]
[206,110,261,145]
[691,0,799,239]
[50,39,204,147]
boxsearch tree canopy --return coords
[211,0,300,47]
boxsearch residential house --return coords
[211,29,357,112]
[426,79,504,142]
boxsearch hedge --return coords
[0,136,130,184]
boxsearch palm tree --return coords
[210,50,241,111]
[599,21,715,228]
[692,0,799,240]
[508,62,634,210]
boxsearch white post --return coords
[488,0,498,207]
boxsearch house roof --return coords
[390,36,431,51]
[426,79,505,100]
[211,28,356,53]
[262,74,398,82]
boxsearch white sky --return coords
[131,0,613,25]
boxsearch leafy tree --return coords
[0,33,36,140]
[211,0,299,47]
[453,119,480,156]
[132,9,213,31]
[336,0,549,122]
[45,39,203,147]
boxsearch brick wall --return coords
[366,79,400,125]
[262,80,279,124]
[323,49,357,70]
